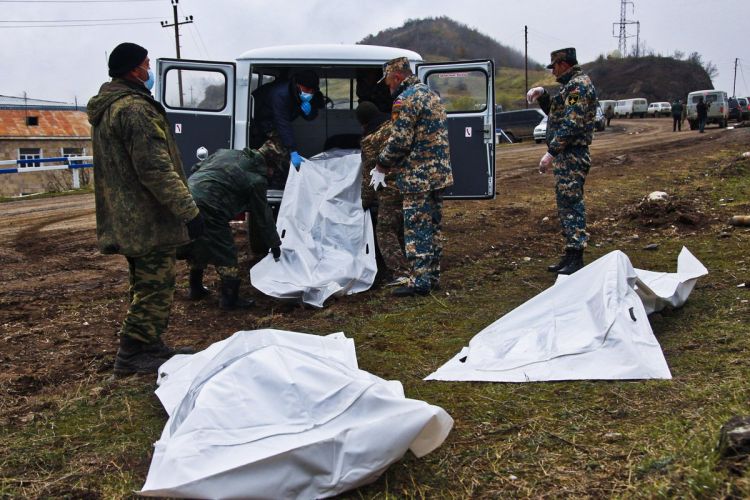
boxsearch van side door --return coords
[416,60,495,200]
[155,58,235,177]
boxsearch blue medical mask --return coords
[299,91,313,102]
[138,66,155,91]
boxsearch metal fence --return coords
[0,156,93,189]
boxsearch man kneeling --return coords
[182,145,281,310]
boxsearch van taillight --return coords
[720,106,724,113]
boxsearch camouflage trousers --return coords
[402,189,444,291]
[121,249,176,344]
[376,186,407,276]
[185,215,240,279]
[552,147,591,250]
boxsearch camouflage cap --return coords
[378,56,412,83]
[546,47,577,69]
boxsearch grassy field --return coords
[1,129,749,497]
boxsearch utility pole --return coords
[733,58,738,97]
[161,0,193,106]
[612,0,637,57]
[524,25,528,109]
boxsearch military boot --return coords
[188,269,211,300]
[113,336,166,377]
[547,249,574,273]
[557,249,584,275]
[219,278,255,310]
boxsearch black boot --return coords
[219,278,255,310]
[188,269,211,300]
[113,336,167,377]
[557,248,584,275]
[547,249,574,272]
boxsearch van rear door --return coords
[155,58,235,176]
[416,60,495,200]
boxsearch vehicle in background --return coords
[495,108,546,142]
[686,90,728,129]
[532,105,604,144]
[740,97,750,120]
[533,116,547,143]
[647,102,672,117]
[599,99,616,117]
[156,45,497,252]
[614,98,648,118]
[728,97,749,121]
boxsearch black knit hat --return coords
[294,70,319,90]
[108,42,148,77]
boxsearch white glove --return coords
[369,167,387,191]
[526,86,545,104]
[538,152,553,174]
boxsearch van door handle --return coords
[483,124,492,141]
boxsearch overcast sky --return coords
[2,0,748,104]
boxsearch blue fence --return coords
[0,156,93,189]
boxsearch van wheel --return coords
[535,139,542,144]
[688,120,696,130]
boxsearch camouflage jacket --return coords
[538,66,597,156]
[87,78,198,257]
[189,148,281,250]
[377,75,453,194]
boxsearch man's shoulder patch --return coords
[565,93,580,106]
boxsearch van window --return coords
[163,68,227,111]
[424,70,488,113]
[322,78,353,109]
[637,99,646,105]
[617,100,625,106]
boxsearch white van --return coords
[155,45,496,205]
[647,102,672,117]
[686,90,728,129]
[599,99,616,117]
[614,98,648,118]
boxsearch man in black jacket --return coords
[249,70,325,188]
[696,97,708,133]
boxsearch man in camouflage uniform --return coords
[356,101,407,284]
[527,47,597,275]
[249,70,326,188]
[375,57,453,297]
[87,42,205,376]
[182,145,281,310]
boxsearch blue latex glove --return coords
[300,101,312,115]
[290,151,303,171]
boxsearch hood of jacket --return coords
[240,148,270,177]
[87,78,151,127]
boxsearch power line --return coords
[0,17,161,22]
[0,0,161,3]
[0,20,155,28]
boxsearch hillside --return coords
[584,56,714,102]
[359,17,541,69]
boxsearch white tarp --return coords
[633,246,708,314]
[425,250,674,382]
[140,329,453,499]
[250,150,376,308]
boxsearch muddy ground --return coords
[1,118,749,497]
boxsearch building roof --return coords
[0,109,90,138]
[0,94,81,110]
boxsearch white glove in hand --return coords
[538,152,553,174]
[526,86,545,104]
[369,167,387,191]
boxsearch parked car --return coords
[614,98,648,118]
[686,90,728,129]
[533,116,547,143]
[532,105,603,143]
[728,97,749,121]
[594,104,606,131]
[495,108,546,141]
[740,97,750,120]
[647,102,672,117]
